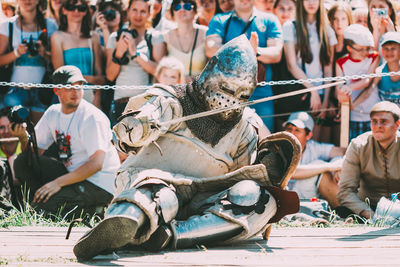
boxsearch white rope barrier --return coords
[1,70,399,90]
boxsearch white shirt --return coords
[35,100,120,194]
[283,20,337,89]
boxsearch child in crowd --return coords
[369,32,400,104]
[353,8,369,28]
[155,56,185,85]
[336,24,381,141]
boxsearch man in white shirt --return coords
[284,111,346,208]
[12,65,120,218]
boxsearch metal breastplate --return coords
[124,132,231,178]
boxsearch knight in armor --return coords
[73,35,301,261]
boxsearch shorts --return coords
[288,173,322,200]
[4,87,47,112]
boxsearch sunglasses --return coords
[174,3,194,12]
[65,4,88,12]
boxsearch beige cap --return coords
[370,101,400,119]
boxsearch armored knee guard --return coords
[170,180,277,249]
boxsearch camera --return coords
[116,28,138,40]
[8,105,29,124]
[373,8,388,18]
[22,36,40,57]
[103,9,116,21]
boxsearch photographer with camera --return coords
[0,0,58,123]
[11,65,120,219]
[367,0,398,50]
[95,0,123,48]
[105,0,165,125]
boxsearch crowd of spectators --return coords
[1,0,400,220]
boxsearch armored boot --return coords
[73,202,146,261]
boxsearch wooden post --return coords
[340,102,350,148]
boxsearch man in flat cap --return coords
[337,101,400,219]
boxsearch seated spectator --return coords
[284,111,346,208]
[11,66,120,219]
[0,107,21,185]
[336,24,380,141]
[370,32,400,105]
[337,101,400,219]
[155,56,185,85]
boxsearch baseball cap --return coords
[283,111,314,132]
[370,101,400,119]
[380,32,400,47]
[52,65,87,85]
[344,24,374,47]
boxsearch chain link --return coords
[1,71,400,90]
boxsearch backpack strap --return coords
[144,31,153,84]
[8,21,13,52]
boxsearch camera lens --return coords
[103,9,116,21]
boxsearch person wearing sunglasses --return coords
[51,0,105,109]
[0,0,58,123]
[206,0,283,132]
[162,0,207,81]
[105,0,166,125]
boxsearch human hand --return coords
[250,32,259,55]
[309,92,322,112]
[123,33,137,57]
[96,13,108,30]
[8,123,28,140]
[33,180,61,203]
[16,43,28,57]
[360,209,374,219]
[337,86,351,103]
[115,32,130,58]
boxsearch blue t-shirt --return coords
[377,63,400,104]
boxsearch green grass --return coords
[0,188,101,228]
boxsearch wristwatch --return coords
[131,52,140,60]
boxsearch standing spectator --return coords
[255,0,275,13]
[217,0,234,13]
[95,0,123,48]
[206,0,283,132]
[155,56,185,85]
[368,0,397,50]
[284,111,345,208]
[150,0,176,32]
[273,0,295,26]
[0,0,58,123]
[369,32,400,104]
[271,0,295,132]
[195,0,217,26]
[337,101,400,219]
[164,0,208,81]
[12,65,120,219]
[105,0,165,124]
[336,24,380,141]
[326,2,353,145]
[283,0,337,141]
[51,0,105,108]
[46,0,63,25]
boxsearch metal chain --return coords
[1,70,399,90]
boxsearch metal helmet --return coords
[197,35,258,122]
